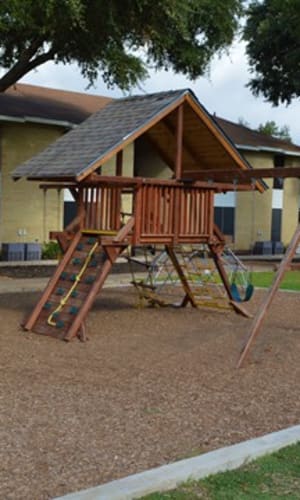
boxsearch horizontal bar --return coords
[39,175,255,192]
[183,166,300,181]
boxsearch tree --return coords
[244,0,300,105]
[238,117,250,128]
[257,120,291,142]
[0,0,243,92]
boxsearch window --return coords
[273,154,285,189]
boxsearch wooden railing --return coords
[82,185,123,232]
[135,181,214,244]
[79,177,215,244]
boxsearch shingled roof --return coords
[1,83,111,126]
[4,83,300,159]
[13,89,189,180]
[216,117,300,156]
[11,86,296,187]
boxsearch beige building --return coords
[2,83,300,252]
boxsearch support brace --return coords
[237,223,300,368]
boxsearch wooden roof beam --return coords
[175,104,183,179]
[183,166,300,182]
[39,174,254,192]
[162,115,209,170]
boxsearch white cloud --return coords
[20,40,300,143]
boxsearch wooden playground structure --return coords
[12,89,300,367]
[23,177,252,339]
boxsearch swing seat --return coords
[230,282,254,303]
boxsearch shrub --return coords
[42,241,62,260]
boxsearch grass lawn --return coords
[156,270,300,292]
[142,442,300,499]
[251,271,300,291]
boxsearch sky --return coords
[20,39,300,144]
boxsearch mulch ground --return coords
[0,286,299,500]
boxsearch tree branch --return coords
[0,45,55,92]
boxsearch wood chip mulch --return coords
[0,287,299,499]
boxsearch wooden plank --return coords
[173,188,180,243]
[81,174,252,192]
[113,216,135,243]
[179,189,185,236]
[237,223,300,368]
[183,166,300,182]
[95,186,100,230]
[153,186,159,234]
[168,187,174,236]
[165,245,198,308]
[133,185,142,246]
[230,301,253,318]
[208,190,215,238]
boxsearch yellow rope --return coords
[47,241,99,327]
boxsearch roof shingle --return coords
[12,90,186,179]
[215,116,300,155]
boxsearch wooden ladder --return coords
[23,218,134,341]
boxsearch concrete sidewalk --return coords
[55,424,300,500]
[0,272,144,295]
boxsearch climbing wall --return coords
[27,233,114,340]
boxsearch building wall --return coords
[235,152,273,251]
[1,122,64,244]
[134,136,173,179]
[235,152,300,250]
[101,143,134,217]
[2,118,299,252]
[282,157,300,245]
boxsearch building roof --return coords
[12,88,259,185]
[3,83,300,157]
[215,116,300,156]
[12,90,183,179]
[1,83,111,127]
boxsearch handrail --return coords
[61,179,215,245]
[81,175,218,190]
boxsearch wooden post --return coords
[133,185,142,246]
[209,244,252,318]
[78,188,85,229]
[113,216,135,243]
[209,244,231,297]
[175,104,183,180]
[237,223,300,368]
[165,245,198,308]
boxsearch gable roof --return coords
[13,88,259,185]
[2,83,300,158]
[13,90,186,180]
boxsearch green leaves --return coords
[244,0,300,105]
[0,0,243,91]
[257,121,292,142]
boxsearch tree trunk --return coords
[0,48,54,92]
